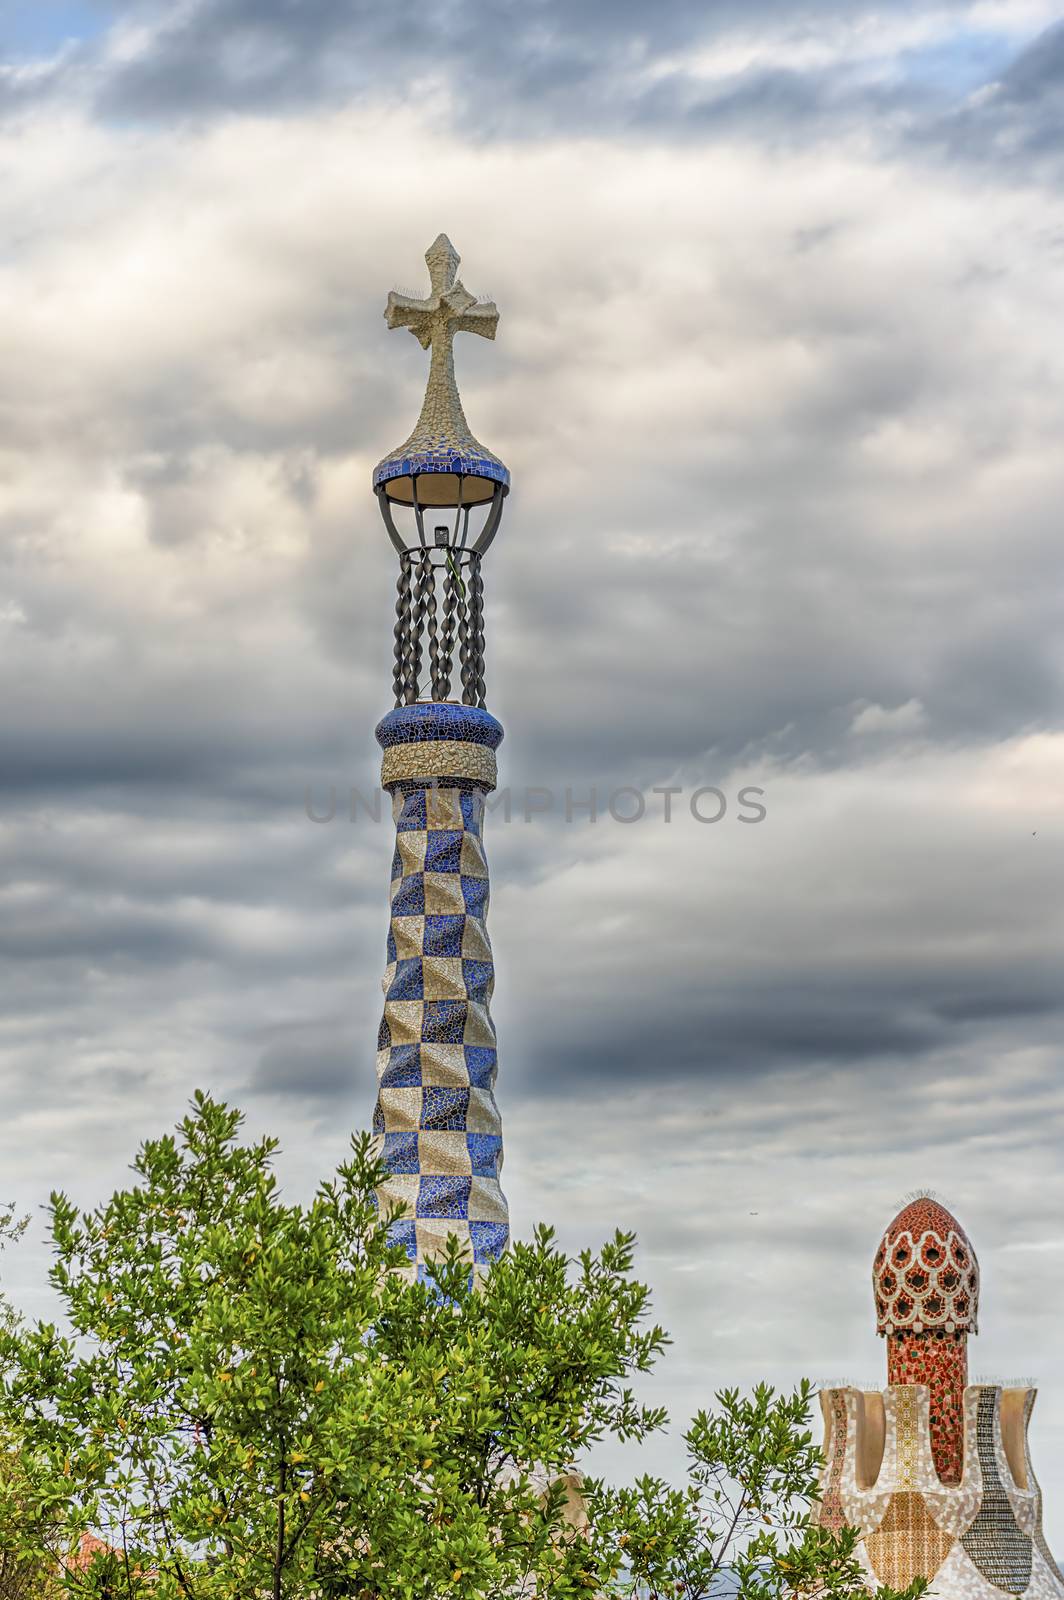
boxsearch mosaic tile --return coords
[466,1133,502,1178]
[463,1046,498,1090]
[961,1392,1033,1594]
[381,1131,421,1174]
[395,789,427,831]
[387,958,424,1002]
[417,1131,472,1177]
[461,959,495,1003]
[818,1389,848,1531]
[416,1175,473,1220]
[816,1200,1062,1600]
[423,914,466,957]
[875,1200,980,1485]
[461,876,490,918]
[376,702,504,752]
[424,830,463,875]
[874,1198,980,1337]
[421,1001,468,1046]
[370,718,508,1279]
[422,872,468,916]
[380,1046,422,1089]
[391,916,426,960]
[418,1043,472,1089]
[1019,1392,1064,1584]
[382,740,497,788]
[889,1335,967,1485]
[420,1086,471,1129]
[391,872,426,917]
[470,1221,509,1263]
[865,1492,955,1588]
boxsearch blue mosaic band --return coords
[372,704,509,1280]
[376,704,503,793]
[376,702,504,751]
[373,450,510,493]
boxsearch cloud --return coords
[248,1016,364,1102]
[930,19,1064,173]
[850,697,928,734]
[0,0,1049,148]
[487,732,1064,1104]
[1,27,1063,1547]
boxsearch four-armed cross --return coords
[385,233,499,355]
[374,233,508,511]
[384,235,500,450]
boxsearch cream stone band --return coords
[380,738,497,789]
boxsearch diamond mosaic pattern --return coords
[961,1391,1034,1595]
[816,1198,1062,1600]
[372,781,508,1279]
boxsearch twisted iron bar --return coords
[424,556,441,702]
[393,554,414,705]
[391,548,486,708]
[458,566,475,705]
[436,561,460,702]
[469,558,486,709]
[409,555,432,704]
[456,580,471,706]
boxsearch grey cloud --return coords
[928,21,1064,173]
[490,816,1064,1101]
[93,0,406,121]
[632,64,932,146]
[2,98,1061,1141]
[69,0,991,140]
[2,44,1064,1550]
[6,0,1052,179]
[0,902,213,966]
[1002,19,1064,104]
[248,1016,363,1101]
[0,57,74,118]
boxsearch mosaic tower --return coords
[876,1197,979,1484]
[369,236,510,1281]
[817,1199,1064,1600]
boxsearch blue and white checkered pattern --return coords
[373,781,509,1279]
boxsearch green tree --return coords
[0,1203,64,1599]
[0,1205,28,1344]
[0,1095,922,1600]
[583,1382,923,1600]
[0,1094,666,1597]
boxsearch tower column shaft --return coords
[372,703,508,1280]
[887,1331,967,1484]
[873,1197,980,1487]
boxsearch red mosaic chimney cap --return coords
[873,1195,979,1337]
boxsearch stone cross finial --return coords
[373,234,508,504]
[385,233,499,354]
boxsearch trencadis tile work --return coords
[817,1199,1064,1600]
[367,239,512,1281]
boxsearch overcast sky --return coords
[2,0,1064,1548]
